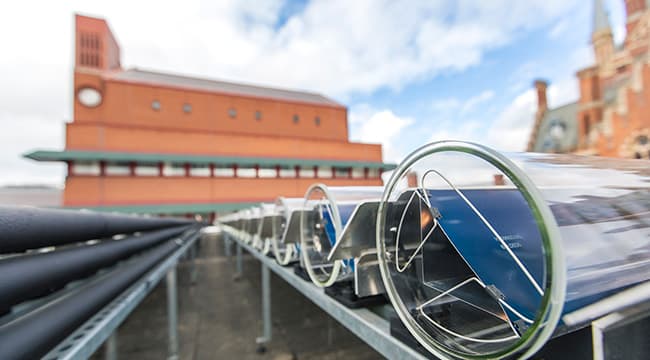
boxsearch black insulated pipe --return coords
[0,206,193,253]
[0,225,194,314]
[0,230,198,360]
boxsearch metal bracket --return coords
[486,284,506,301]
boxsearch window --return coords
[213,166,235,177]
[258,168,276,177]
[162,163,185,176]
[228,108,237,118]
[549,120,566,140]
[351,168,365,179]
[255,110,262,121]
[299,167,315,178]
[190,164,210,177]
[151,100,161,111]
[279,168,296,178]
[367,168,379,178]
[293,114,300,124]
[334,167,350,178]
[105,162,131,176]
[314,116,321,126]
[72,161,101,176]
[317,166,332,178]
[135,164,158,176]
[237,167,256,178]
[77,88,102,108]
[183,103,192,113]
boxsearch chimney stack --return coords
[534,80,548,114]
[526,80,550,152]
[406,171,418,188]
[625,0,646,20]
[493,174,505,186]
[624,0,648,47]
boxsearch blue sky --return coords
[346,0,625,160]
[0,0,629,185]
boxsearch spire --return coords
[593,0,611,33]
[592,0,614,64]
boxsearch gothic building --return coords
[528,0,650,159]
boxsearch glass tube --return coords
[258,203,276,255]
[248,206,263,248]
[272,197,305,265]
[300,184,384,287]
[376,140,650,359]
[239,209,253,244]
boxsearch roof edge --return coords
[24,149,397,170]
[107,67,345,108]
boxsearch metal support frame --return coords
[43,232,200,360]
[189,241,199,284]
[104,333,117,360]
[166,267,179,360]
[255,263,272,352]
[234,242,243,280]
[224,233,232,258]
[226,230,426,360]
[591,300,650,360]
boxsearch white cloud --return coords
[0,112,66,186]
[431,98,462,113]
[566,45,595,78]
[548,18,570,39]
[431,89,495,117]
[460,90,495,116]
[484,73,579,151]
[1,0,583,98]
[506,61,540,95]
[607,0,627,46]
[423,89,537,152]
[480,41,588,152]
[0,0,582,185]
[349,106,414,162]
[547,77,580,108]
[423,73,579,153]
[486,89,537,151]
[429,120,482,143]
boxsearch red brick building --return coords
[528,0,650,159]
[26,15,394,215]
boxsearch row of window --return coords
[79,32,101,50]
[150,100,322,126]
[79,53,101,68]
[69,162,381,179]
[79,32,102,68]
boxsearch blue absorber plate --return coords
[322,203,358,270]
[426,189,544,324]
[426,188,646,328]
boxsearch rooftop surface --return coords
[89,236,379,359]
[110,69,343,108]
